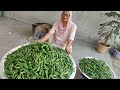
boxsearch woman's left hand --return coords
[65,47,71,54]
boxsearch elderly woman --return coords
[39,11,77,54]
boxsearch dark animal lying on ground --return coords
[32,23,52,40]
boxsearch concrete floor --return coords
[0,17,119,79]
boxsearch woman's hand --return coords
[65,47,71,54]
[37,39,42,42]
[65,39,73,54]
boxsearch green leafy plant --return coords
[98,11,120,46]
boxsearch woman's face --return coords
[61,11,70,22]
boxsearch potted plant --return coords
[113,43,120,59]
[96,11,120,53]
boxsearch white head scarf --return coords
[55,11,73,35]
[69,11,72,20]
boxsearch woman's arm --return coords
[38,24,56,42]
[39,23,56,42]
[65,39,73,54]
[65,24,77,54]
[39,32,53,42]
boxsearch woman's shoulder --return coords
[71,22,77,29]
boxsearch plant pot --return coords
[96,41,111,53]
[113,49,120,60]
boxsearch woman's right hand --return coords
[37,39,42,43]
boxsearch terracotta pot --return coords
[96,41,111,53]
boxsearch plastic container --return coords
[113,49,120,60]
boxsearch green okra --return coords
[79,58,113,79]
[4,42,74,79]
